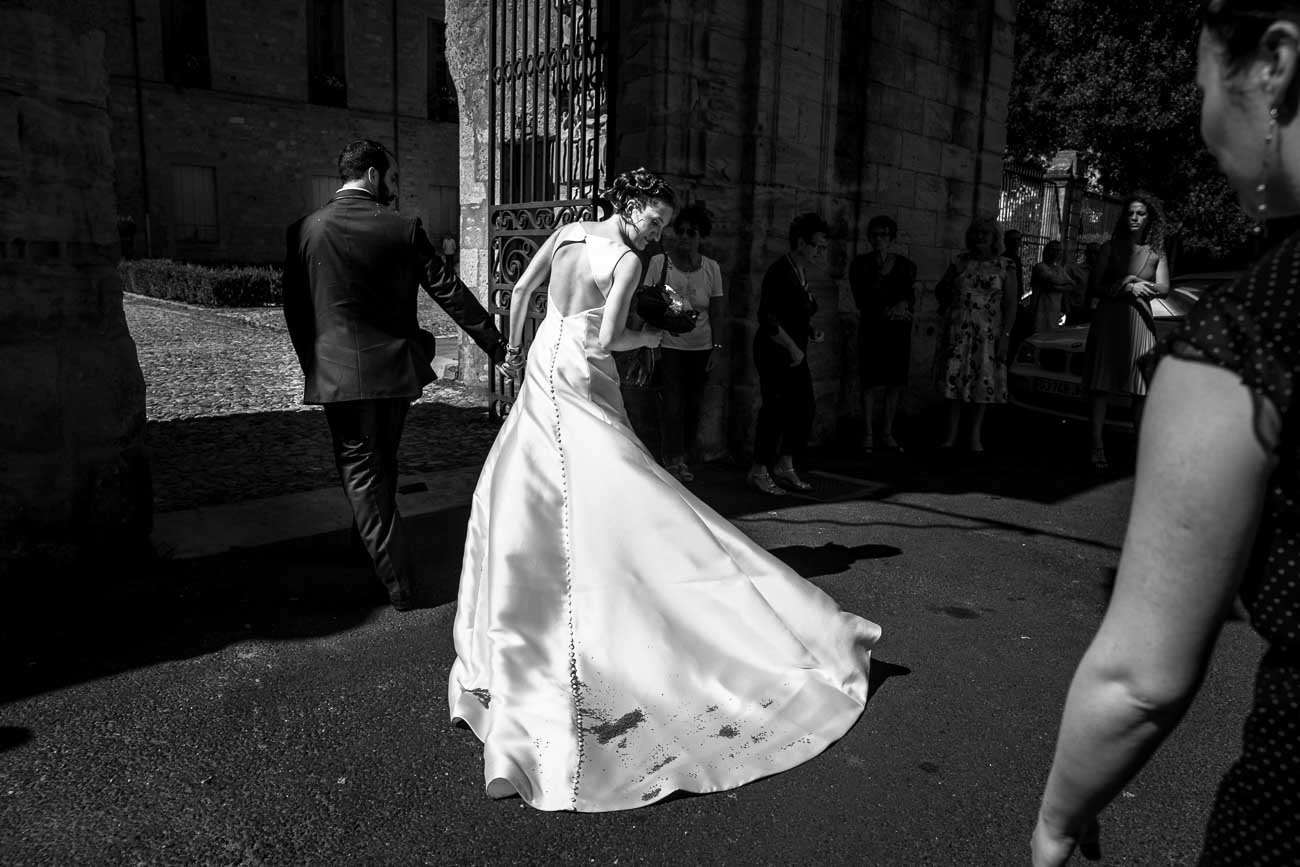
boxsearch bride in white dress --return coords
[449,168,881,812]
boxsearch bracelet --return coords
[504,343,523,358]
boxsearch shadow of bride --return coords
[866,658,911,702]
[766,542,903,578]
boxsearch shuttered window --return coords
[427,19,457,122]
[171,165,218,243]
[308,0,347,107]
[161,0,211,88]
[311,175,341,209]
[427,185,459,238]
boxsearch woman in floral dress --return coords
[934,216,1021,454]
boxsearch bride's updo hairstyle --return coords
[597,167,678,219]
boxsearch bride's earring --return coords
[1254,104,1278,236]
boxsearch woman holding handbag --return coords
[1079,192,1170,470]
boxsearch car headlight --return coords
[1014,343,1035,364]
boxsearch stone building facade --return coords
[2,0,1015,573]
[104,0,463,263]
[2,0,151,573]
[448,0,1017,459]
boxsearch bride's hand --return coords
[497,344,526,386]
[642,327,665,349]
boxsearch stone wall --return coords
[104,0,461,264]
[446,0,1015,455]
[615,0,1015,457]
[0,0,151,574]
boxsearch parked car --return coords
[1007,271,1241,428]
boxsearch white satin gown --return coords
[449,234,881,812]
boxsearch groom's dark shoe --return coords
[390,593,418,612]
[388,582,425,611]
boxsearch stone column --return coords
[445,0,496,387]
[0,0,152,579]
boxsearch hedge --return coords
[119,259,283,307]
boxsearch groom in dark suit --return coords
[284,139,505,610]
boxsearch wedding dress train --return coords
[449,242,881,812]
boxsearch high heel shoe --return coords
[772,467,813,491]
[747,471,787,496]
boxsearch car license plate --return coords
[1035,378,1081,398]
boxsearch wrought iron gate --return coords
[487,0,615,419]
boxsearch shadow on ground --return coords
[768,542,903,577]
[678,404,1138,514]
[6,399,1128,704]
[0,506,471,705]
[148,399,500,511]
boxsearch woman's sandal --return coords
[747,471,787,496]
[772,467,813,491]
[1089,447,1109,470]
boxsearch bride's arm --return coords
[598,251,661,352]
[505,229,567,349]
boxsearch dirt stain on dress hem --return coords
[588,709,645,744]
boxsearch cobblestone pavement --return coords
[125,293,501,513]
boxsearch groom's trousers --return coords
[323,398,416,604]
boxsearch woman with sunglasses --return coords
[658,203,726,483]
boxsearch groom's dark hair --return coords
[337,139,392,183]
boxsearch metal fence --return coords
[486,0,616,419]
[999,160,1122,267]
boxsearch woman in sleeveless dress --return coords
[448,168,881,812]
[1079,193,1170,469]
[934,215,1020,455]
[1031,6,1300,864]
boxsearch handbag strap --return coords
[643,252,668,290]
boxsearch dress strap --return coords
[555,224,589,252]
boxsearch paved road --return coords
[0,295,1263,865]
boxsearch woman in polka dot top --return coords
[1031,3,1300,865]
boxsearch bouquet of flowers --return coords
[635,282,698,334]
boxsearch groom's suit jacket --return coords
[284,188,503,404]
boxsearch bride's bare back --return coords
[546,221,637,317]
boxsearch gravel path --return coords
[126,294,500,513]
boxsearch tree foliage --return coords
[1007,0,1252,259]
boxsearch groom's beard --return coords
[376,180,396,208]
